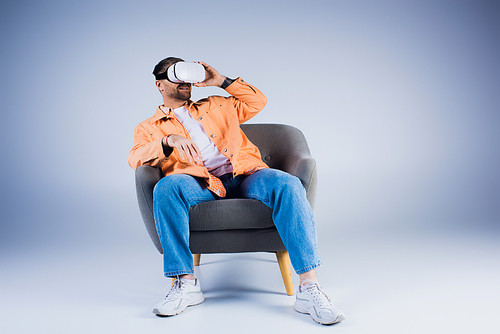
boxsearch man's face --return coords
[158,79,192,102]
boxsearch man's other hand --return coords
[193,62,225,88]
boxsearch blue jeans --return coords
[153,168,322,277]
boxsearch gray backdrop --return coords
[1,0,500,319]
[1,0,498,251]
[1,1,499,333]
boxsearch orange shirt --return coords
[128,77,269,189]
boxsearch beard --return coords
[168,84,191,102]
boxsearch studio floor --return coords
[1,224,499,334]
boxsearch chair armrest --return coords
[135,165,164,253]
[282,153,318,209]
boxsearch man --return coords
[128,57,345,325]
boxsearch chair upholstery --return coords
[135,123,317,294]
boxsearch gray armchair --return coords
[135,123,317,296]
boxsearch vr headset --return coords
[155,62,206,83]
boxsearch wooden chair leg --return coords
[276,251,294,296]
[193,254,201,266]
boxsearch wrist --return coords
[220,77,235,89]
[218,76,226,88]
[162,135,173,157]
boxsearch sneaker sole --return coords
[153,294,205,317]
[294,302,345,325]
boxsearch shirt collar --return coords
[150,100,194,123]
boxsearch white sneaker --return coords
[153,278,204,316]
[294,282,345,325]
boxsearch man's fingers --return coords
[178,148,187,161]
[170,136,202,163]
[184,146,194,163]
[192,142,202,157]
[195,61,209,69]
[187,144,202,164]
[176,142,190,162]
[180,144,202,164]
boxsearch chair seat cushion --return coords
[188,199,274,231]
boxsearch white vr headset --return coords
[155,62,206,83]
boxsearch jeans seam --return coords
[295,260,322,275]
[189,196,216,206]
[164,270,195,278]
[241,194,271,208]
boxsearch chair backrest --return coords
[241,123,312,171]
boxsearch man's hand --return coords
[193,61,225,88]
[164,134,202,164]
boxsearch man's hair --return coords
[153,57,184,78]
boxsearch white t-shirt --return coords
[171,106,233,177]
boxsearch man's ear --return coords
[155,80,163,91]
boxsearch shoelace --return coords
[164,279,187,301]
[305,283,332,307]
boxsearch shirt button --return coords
[224,149,227,152]
[198,117,202,120]
[211,134,215,138]
[230,154,233,157]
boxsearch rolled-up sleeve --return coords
[224,77,267,123]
